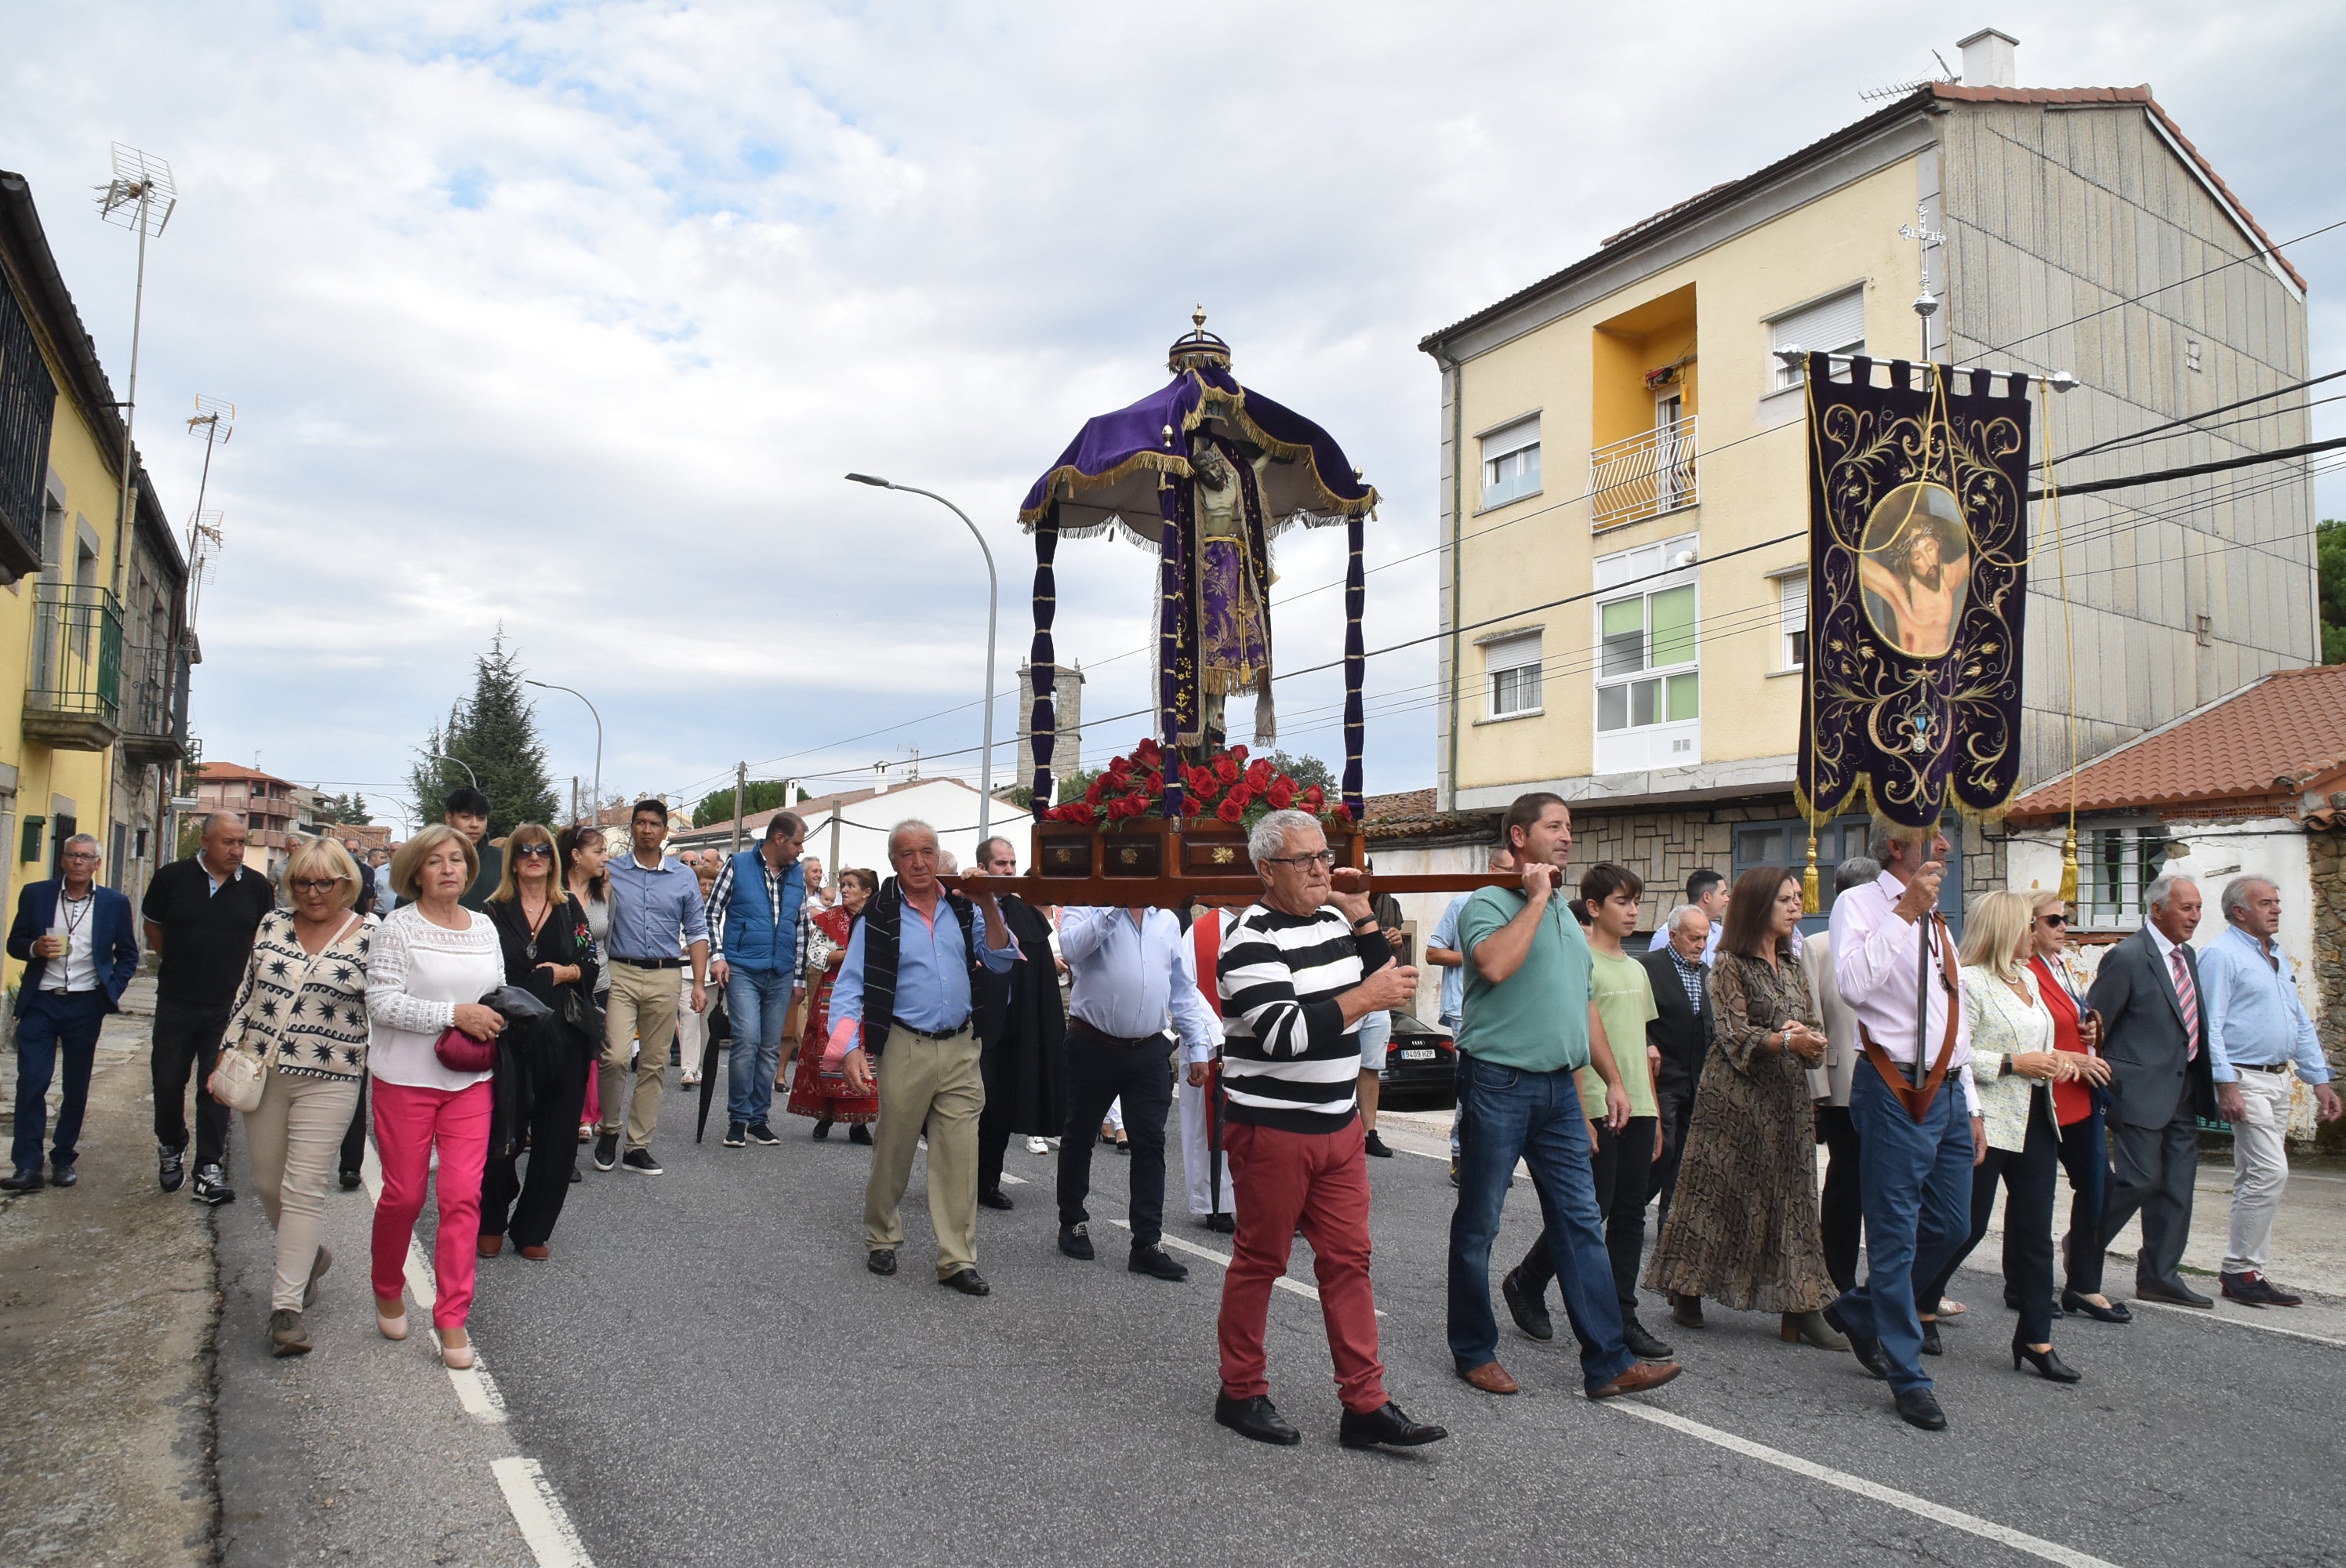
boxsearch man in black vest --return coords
[831,820,1018,1294]
[970,837,1065,1211]
[1639,902,1713,1232]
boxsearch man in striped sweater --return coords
[1211,808,1447,1451]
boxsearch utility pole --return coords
[730,760,746,856]
[571,776,579,826]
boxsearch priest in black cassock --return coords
[973,837,1066,1210]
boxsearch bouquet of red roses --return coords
[1044,739,1350,834]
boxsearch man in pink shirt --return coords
[1821,818,1985,1432]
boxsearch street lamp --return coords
[525,679,602,828]
[430,752,478,789]
[845,473,999,840]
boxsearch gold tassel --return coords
[2057,827,2079,906]
[1802,829,1821,914]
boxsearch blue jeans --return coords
[12,990,108,1172]
[724,966,795,1125]
[1447,1055,1632,1390]
[1832,1065,1974,1395]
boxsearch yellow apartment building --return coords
[1418,32,2316,934]
[0,169,194,989]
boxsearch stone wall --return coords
[2312,826,2345,1153]
[1568,799,1809,933]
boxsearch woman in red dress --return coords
[787,868,878,1142]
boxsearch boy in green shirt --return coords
[1508,862,1676,1362]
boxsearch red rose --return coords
[1266,779,1295,810]
[1215,794,1244,825]
[1331,802,1353,823]
[1145,771,1164,797]
[1106,757,1132,785]
[1186,764,1218,799]
[1213,757,1240,785]
[1302,785,1325,810]
[1181,794,1204,817]
[1227,744,1248,763]
[1244,758,1273,790]
[1133,737,1161,764]
[1060,800,1095,825]
[1110,793,1148,820]
[1227,782,1253,810]
[1084,775,1107,806]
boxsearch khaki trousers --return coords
[242,1069,361,1312]
[2222,1069,2294,1276]
[862,1025,985,1278]
[602,963,681,1152]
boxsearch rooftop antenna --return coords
[1858,50,1959,103]
[183,395,233,629]
[94,143,177,600]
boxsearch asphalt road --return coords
[217,1061,2346,1568]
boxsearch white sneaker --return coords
[1026,1137,1049,1155]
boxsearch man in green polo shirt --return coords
[1445,791,1683,1404]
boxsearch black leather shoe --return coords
[1502,1267,1555,1341]
[1825,1305,1887,1380]
[2221,1270,2303,1308]
[1363,1131,1393,1158]
[1204,1213,1235,1234]
[939,1268,990,1296]
[1338,1400,1448,1450]
[338,1169,362,1191]
[48,1159,75,1189]
[593,1131,619,1171]
[1919,1319,1944,1356]
[2061,1290,2131,1323]
[978,1188,1014,1210]
[1129,1244,1189,1281]
[1621,1316,1676,1361]
[848,1123,873,1145]
[1894,1388,1948,1431]
[0,1167,43,1192]
[1059,1221,1095,1261]
[2012,1338,2082,1382]
[866,1248,897,1276]
[1215,1392,1300,1446]
[2135,1279,2213,1309]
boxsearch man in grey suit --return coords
[2071,875,2217,1308]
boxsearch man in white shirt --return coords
[1822,819,1984,1433]
[1054,904,1222,1282]
[5,835,141,1192]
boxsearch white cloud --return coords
[5,0,2337,819]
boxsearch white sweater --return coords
[367,904,506,1091]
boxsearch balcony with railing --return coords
[119,637,191,765]
[1589,416,1699,532]
[24,585,124,751]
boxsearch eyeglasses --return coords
[62,851,100,862]
[1262,851,1337,869]
[514,844,555,859]
[2037,913,2068,927]
[290,877,343,894]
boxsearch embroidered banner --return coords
[1796,355,2030,829]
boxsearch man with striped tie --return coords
[1211,808,1445,1452]
[2072,875,2218,1309]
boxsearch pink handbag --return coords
[433,1024,496,1074]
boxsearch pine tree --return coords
[407,633,560,837]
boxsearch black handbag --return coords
[561,985,604,1044]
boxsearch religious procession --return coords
[5,16,2344,1568]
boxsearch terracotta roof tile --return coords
[2005,665,2346,821]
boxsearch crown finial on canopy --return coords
[1193,304,1207,329]
[1168,307,1231,374]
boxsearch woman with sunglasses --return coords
[480,823,601,1261]
[557,824,612,1141]
[2028,890,2123,1322]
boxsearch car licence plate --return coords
[1400,1048,1436,1062]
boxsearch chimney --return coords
[1958,27,2017,89]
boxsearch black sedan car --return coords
[1375,1011,1457,1107]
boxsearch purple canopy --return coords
[1018,361,1378,539]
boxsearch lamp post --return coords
[525,680,603,828]
[845,474,998,840]
[430,752,478,789]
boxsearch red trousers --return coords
[370,1078,492,1330]
[1216,1116,1388,1414]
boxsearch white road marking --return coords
[492,1456,597,1568]
[359,1135,510,1421]
[1109,1220,1384,1315]
[2129,1298,2346,1348]
[998,1171,1029,1186]
[1607,1403,2123,1568]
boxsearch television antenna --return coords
[181,394,234,626]
[1858,49,1958,103]
[93,143,176,600]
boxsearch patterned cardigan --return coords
[221,909,375,1082]
[1960,961,2055,1152]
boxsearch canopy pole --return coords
[1030,503,1059,804]
[1157,481,1185,819]
[1342,506,1366,820]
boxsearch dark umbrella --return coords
[693,992,731,1142]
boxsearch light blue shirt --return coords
[605,852,710,961]
[831,893,1015,1037]
[1058,906,1222,1062]
[1430,893,1472,1025]
[2200,924,2327,1083]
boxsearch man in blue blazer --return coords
[5,834,142,1190]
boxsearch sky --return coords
[5,1,2341,830]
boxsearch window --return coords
[1594,533,1698,735]
[1731,815,1951,935]
[1770,286,1865,390]
[2083,827,2167,929]
[1482,629,1542,719]
[1774,571,1808,670]
[1479,415,1540,508]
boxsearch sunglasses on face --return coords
[515,844,555,859]
[2038,913,2068,927]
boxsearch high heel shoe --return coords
[2012,1338,2081,1382]
[437,1328,475,1370]
[1780,1311,1850,1351]
[375,1295,408,1341]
